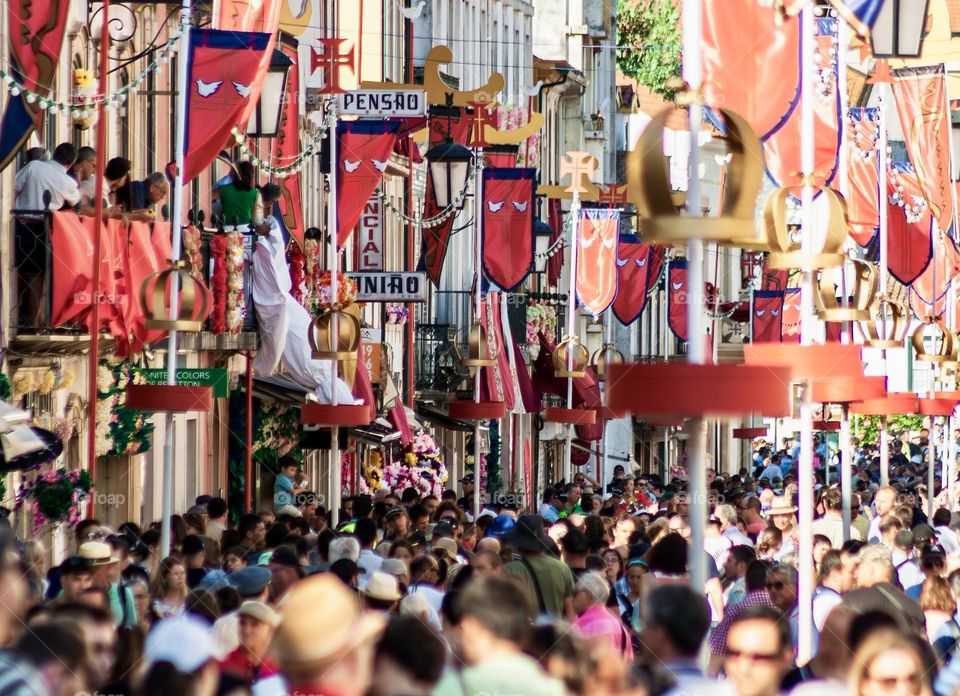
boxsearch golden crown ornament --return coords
[764,187,848,269]
[141,260,211,332]
[814,257,878,322]
[554,336,589,379]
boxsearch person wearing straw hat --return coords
[271,574,386,696]
[78,541,136,628]
[767,496,799,560]
[362,571,402,612]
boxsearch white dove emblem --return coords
[488,201,505,213]
[756,310,766,317]
[511,200,528,212]
[232,81,251,97]
[372,159,388,172]
[343,160,361,173]
[771,309,780,316]
[196,79,223,97]
[635,258,646,267]
[672,282,684,291]
[616,257,629,268]
[398,0,425,19]
[525,80,544,97]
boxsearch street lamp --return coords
[425,140,472,208]
[245,48,294,137]
[871,0,929,57]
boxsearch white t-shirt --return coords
[357,548,383,589]
[14,160,80,211]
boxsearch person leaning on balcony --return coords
[115,170,168,222]
[213,161,263,229]
[13,142,82,328]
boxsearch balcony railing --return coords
[9,209,257,352]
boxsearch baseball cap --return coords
[923,544,947,560]
[227,566,272,597]
[181,534,206,556]
[145,615,215,673]
[460,474,475,483]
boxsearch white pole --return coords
[564,189,582,485]
[878,84,891,489]
[929,419,937,519]
[840,405,852,540]
[600,313,611,496]
[473,150,485,519]
[880,416,890,487]
[682,0,708,593]
[160,1,192,558]
[797,3,817,666]
[328,102,342,527]
[949,414,956,511]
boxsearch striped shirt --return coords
[0,651,48,695]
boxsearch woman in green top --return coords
[214,161,262,228]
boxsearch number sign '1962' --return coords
[336,90,426,117]
[347,272,427,302]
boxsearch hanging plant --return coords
[617,0,682,99]
[16,467,92,528]
[311,271,358,316]
[96,357,154,457]
[289,241,306,305]
[384,430,447,498]
[385,304,409,325]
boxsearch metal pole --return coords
[328,101,341,527]
[949,414,956,511]
[160,2,192,558]
[682,0,707,593]
[880,416,890,487]
[929,419,937,519]
[86,0,112,517]
[796,3,817,665]
[245,352,254,511]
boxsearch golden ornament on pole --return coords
[554,336,589,379]
[589,343,624,381]
[625,106,764,245]
[459,320,498,369]
[911,317,955,363]
[764,187,848,269]
[141,260,211,332]
[309,304,363,389]
[860,296,909,348]
[814,258,878,322]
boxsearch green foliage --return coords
[616,0,682,99]
[0,375,11,400]
[97,359,154,457]
[855,414,925,446]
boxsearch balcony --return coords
[9,209,257,354]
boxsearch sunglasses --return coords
[727,649,782,662]
[86,531,105,540]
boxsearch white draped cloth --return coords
[251,218,356,405]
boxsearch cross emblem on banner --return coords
[560,151,598,194]
[467,101,493,148]
[598,185,628,207]
[310,38,355,94]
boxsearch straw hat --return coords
[768,496,798,515]
[271,574,385,673]
[432,537,459,561]
[237,601,280,628]
[78,541,118,566]
[362,572,401,603]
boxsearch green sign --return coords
[141,368,229,398]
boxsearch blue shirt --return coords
[274,473,295,509]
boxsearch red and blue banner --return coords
[337,120,400,247]
[576,208,619,316]
[0,0,73,170]
[668,258,688,342]
[183,29,271,183]
[612,235,656,325]
[481,168,535,292]
[751,290,785,343]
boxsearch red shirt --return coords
[220,647,278,684]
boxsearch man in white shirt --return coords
[812,550,845,652]
[867,485,898,543]
[14,142,81,212]
[933,508,960,555]
[810,488,861,548]
[354,518,382,589]
[716,504,754,548]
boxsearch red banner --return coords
[337,120,400,247]
[887,163,933,285]
[576,209,619,316]
[479,294,516,412]
[482,168,535,291]
[751,290,785,343]
[668,259,689,342]
[703,0,800,139]
[892,65,954,233]
[0,0,72,169]
[612,236,652,325]
[274,40,304,248]
[183,29,271,183]
[762,19,841,190]
[847,107,880,246]
[125,222,174,354]
[547,199,564,287]
[782,288,801,343]
[910,235,960,319]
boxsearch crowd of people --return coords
[0,434,958,695]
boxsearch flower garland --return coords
[524,302,557,360]
[385,304,409,325]
[16,468,92,528]
[12,371,37,399]
[384,431,447,498]
[225,231,245,333]
[288,241,306,305]
[303,239,321,310]
[95,357,154,457]
[360,449,386,494]
[12,365,76,398]
[313,271,358,315]
[182,226,205,284]
[33,412,75,443]
[210,234,228,333]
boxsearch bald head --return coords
[476,537,501,554]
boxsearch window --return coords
[119,69,130,159]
